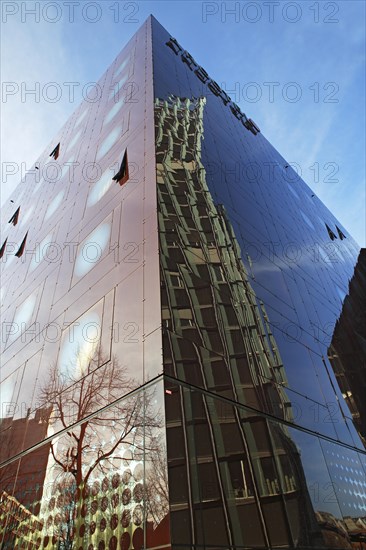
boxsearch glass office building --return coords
[0,15,365,550]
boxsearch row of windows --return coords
[0,233,28,259]
[1,147,129,263]
[2,54,132,264]
[326,223,346,241]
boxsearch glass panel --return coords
[29,232,54,273]
[74,107,88,130]
[114,57,129,78]
[165,379,364,548]
[45,191,64,221]
[87,168,116,207]
[0,379,170,549]
[96,127,122,161]
[73,222,111,279]
[7,293,37,345]
[104,98,125,126]
[65,128,83,155]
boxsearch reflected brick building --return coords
[0,15,365,550]
[328,249,366,447]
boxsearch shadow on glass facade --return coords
[0,15,365,550]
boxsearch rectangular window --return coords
[170,272,183,287]
[180,318,194,328]
[228,459,254,499]
[212,264,225,282]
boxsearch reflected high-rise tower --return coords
[0,16,365,550]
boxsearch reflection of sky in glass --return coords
[45,190,64,220]
[66,128,82,154]
[319,244,344,264]
[0,377,15,414]
[335,284,346,303]
[33,176,44,195]
[319,246,330,263]
[60,155,75,182]
[133,463,143,482]
[288,428,343,519]
[74,222,111,277]
[301,210,315,230]
[29,232,53,272]
[11,293,36,339]
[34,162,59,194]
[287,183,300,200]
[5,244,17,268]
[104,99,124,125]
[123,448,133,465]
[109,73,128,101]
[19,204,34,226]
[87,169,115,207]
[58,310,101,379]
[114,57,128,78]
[46,164,60,182]
[33,156,75,195]
[74,107,88,129]
[96,127,121,161]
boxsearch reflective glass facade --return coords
[0,15,365,550]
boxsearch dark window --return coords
[228,459,254,498]
[50,143,60,160]
[15,232,28,257]
[325,223,337,241]
[336,225,346,240]
[112,150,129,186]
[0,238,7,259]
[170,273,183,287]
[8,207,20,225]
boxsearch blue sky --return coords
[1,0,365,245]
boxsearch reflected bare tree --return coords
[144,435,169,527]
[37,349,164,549]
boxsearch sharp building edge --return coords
[0,15,365,550]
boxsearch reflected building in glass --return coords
[1,15,365,550]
